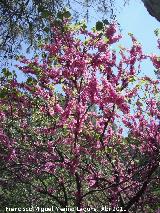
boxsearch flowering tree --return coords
[0,16,160,212]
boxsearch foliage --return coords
[0,0,130,60]
[0,18,160,212]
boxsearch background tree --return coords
[0,0,136,60]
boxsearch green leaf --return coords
[103,37,109,43]
[41,10,51,18]
[82,23,87,30]
[12,70,17,78]
[63,11,71,18]
[57,11,63,19]
[2,68,12,77]
[95,133,100,140]
[26,77,37,85]
[129,76,136,82]
[103,19,109,25]
[128,32,133,36]
[43,27,50,33]
[0,88,8,98]
[42,52,47,58]
[105,147,113,153]
[37,35,42,40]
[54,20,62,27]
[96,21,103,31]
[28,22,33,31]
[38,5,45,13]
[154,28,160,37]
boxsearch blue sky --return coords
[118,0,160,78]
[86,0,159,53]
[118,0,160,77]
[118,1,158,50]
[83,0,160,78]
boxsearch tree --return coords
[0,17,160,212]
[142,0,160,22]
[0,0,130,60]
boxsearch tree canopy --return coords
[0,0,130,59]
